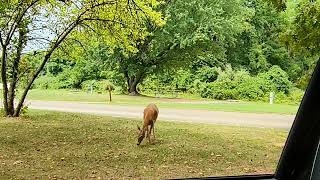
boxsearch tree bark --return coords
[0,0,41,117]
[14,54,50,116]
[124,70,144,95]
[128,82,139,95]
[1,45,9,116]
[8,28,24,116]
[108,90,112,102]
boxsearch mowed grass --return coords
[25,89,299,114]
[0,111,288,179]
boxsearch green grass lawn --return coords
[25,89,299,114]
[0,111,288,179]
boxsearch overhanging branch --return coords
[5,0,41,45]
[81,18,127,28]
[0,32,4,46]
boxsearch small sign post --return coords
[105,84,114,102]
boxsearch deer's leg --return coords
[151,122,155,141]
[147,125,151,143]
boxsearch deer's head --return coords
[137,125,145,145]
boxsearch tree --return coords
[278,0,320,88]
[226,0,290,74]
[49,44,111,89]
[108,0,250,95]
[279,0,320,54]
[0,0,164,117]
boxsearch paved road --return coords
[27,100,295,129]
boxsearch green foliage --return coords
[258,65,292,94]
[20,104,29,117]
[264,88,304,105]
[97,80,115,92]
[200,66,292,101]
[196,67,219,83]
[0,108,4,117]
[0,0,165,116]
[227,0,290,74]
[103,0,251,94]
[288,88,305,104]
[81,80,97,92]
[201,82,237,100]
[35,45,127,91]
[33,72,82,90]
[237,77,265,100]
[81,80,116,93]
[281,0,320,54]
[200,67,240,100]
[24,0,312,106]
[33,76,59,89]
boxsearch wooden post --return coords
[108,86,112,102]
[103,83,114,102]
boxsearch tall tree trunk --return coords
[128,80,139,95]
[1,45,9,116]
[124,70,144,95]
[8,28,24,116]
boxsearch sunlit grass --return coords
[25,89,299,114]
[0,111,288,179]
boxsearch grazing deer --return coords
[137,103,159,145]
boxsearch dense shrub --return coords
[35,60,302,104]
[273,88,305,105]
[200,65,294,101]
[196,67,219,83]
[81,80,97,91]
[140,75,162,91]
[258,65,292,94]
[236,77,265,100]
[201,80,237,100]
[34,76,60,89]
[54,72,79,89]
[81,80,116,93]
[187,79,205,94]
[34,73,81,90]
[96,80,115,92]
[288,88,305,104]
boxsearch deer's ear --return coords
[137,125,141,131]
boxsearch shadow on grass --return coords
[137,138,166,148]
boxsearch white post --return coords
[269,92,275,104]
[90,84,93,94]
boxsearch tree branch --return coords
[16,67,31,84]
[0,32,4,46]
[1,44,8,115]
[69,38,88,53]
[9,27,25,115]
[81,18,127,27]
[80,23,103,37]
[14,0,129,116]
[27,37,52,43]
[5,0,41,45]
